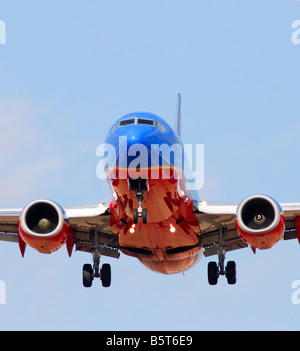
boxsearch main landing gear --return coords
[207,260,236,285]
[82,230,111,288]
[129,178,148,224]
[83,262,111,288]
[207,227,237,285]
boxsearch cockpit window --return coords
[137,118,154,126]
[110,121,119,134]
[155,121,166,132]
[119,119,135,126]
[116,117,166,132]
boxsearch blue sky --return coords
[0,0,300,331]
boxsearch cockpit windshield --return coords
[119,118,135,126]
[137,118,154,125]
[116,117,166,132]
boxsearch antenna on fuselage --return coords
[175,93,182,138]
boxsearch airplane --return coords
[0,93,300,288]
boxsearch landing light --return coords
[169,224,176,233]
[129,224,135,234]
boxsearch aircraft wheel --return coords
[226,261,236,285]
[142,208,147,224]
[101,263,111,288]
[133,209,138,224]
[208,261,218,285]
[83,263,93,288]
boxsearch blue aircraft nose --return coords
[104,112,180,172]
[119,124,156,147]
[115,124,157,171]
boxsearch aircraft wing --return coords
[1,198,300,260]
[0,203,120,259]
[194,200,300,257]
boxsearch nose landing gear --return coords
[133,208,148,224]
[129,178,148,224]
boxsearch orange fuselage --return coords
[108,167,202,274]
[104,112,202,274]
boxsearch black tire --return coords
[133,209,138,224]
[208,261,218,285]
[101,263,111,288]
[142,208,147,224]
[226,261,236,285]
[83,264,93,288]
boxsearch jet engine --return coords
[235,195,285,250]
[18,199,70,254]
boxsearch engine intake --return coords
[19,199,70,254]
[235,195,285,250]
[25,202,60,235]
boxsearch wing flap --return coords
[0,210,20,240]
[64,203,119,258]
[74,228,119,258]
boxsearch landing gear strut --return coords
[129,178,148,224]
[82,230,111,288]
[207,227,236,285]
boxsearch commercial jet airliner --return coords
[1,94,300,287]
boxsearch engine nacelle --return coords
[235,195,285,250]
[18,199,70,254]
